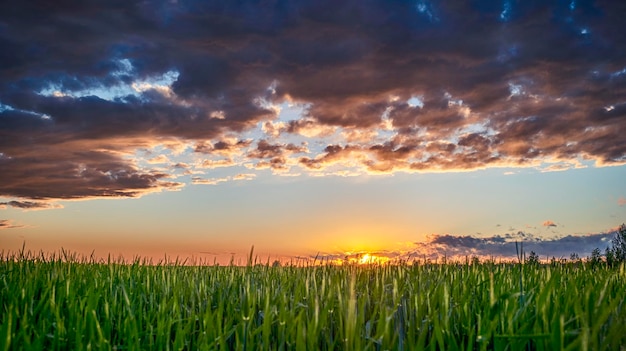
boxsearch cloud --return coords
[410,231,615,260]
[0,201,62,210]
[284,118,337,138]
[197,158,236,169]
[314,229,619,263]
[619,196,626,207]
[0,219,24,229]
[147,155,171,164]
[1,1,626,201]
[0,142,182,200]
[195,139,253,156]
[192,177,229,185]
[246,140,308,172]
[192,173,256,184]
[543,220,557,227]
[233,173,256,181]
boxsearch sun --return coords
[358,253,389,265]
[359,253,373,264]
[328,251,392,265]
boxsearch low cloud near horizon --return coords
[1,0,626,205]
[316,228,620,263]
[543,220,557,228]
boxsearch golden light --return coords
[338,252,387,265]
[359,253,372,264]
[327,251,393,265]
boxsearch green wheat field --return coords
[1,250,624,350]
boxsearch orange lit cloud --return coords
[191,177,229,185]
[1,1,626,205]
[543,220,557,227]
[233,173,256,181]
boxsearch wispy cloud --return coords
[0,219,24,230]
[233,173,257,181]
[618,196,626,207]
[191,177,229,185]
[0,200,62,210]
[192,173,257,185]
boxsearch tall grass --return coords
[1,249,624,350]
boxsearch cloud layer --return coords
[1,0,626,202]
[316,229,618,264]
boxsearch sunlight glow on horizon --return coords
[1,1,625,263]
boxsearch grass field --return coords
[1,250,624,350]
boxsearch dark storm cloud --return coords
[307,100,390,129]
[1,0,626,200]
[0,140,181,200]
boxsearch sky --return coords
[1,0,625,264]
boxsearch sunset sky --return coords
[1,0,625,264]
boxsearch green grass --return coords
[1,250,625,350]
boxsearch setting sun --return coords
[331,252,392,265]
[363,254,391,265]
[359,253,373,264]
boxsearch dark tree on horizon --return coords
[610,224,626,263]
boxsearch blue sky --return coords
[1,0,625,263]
